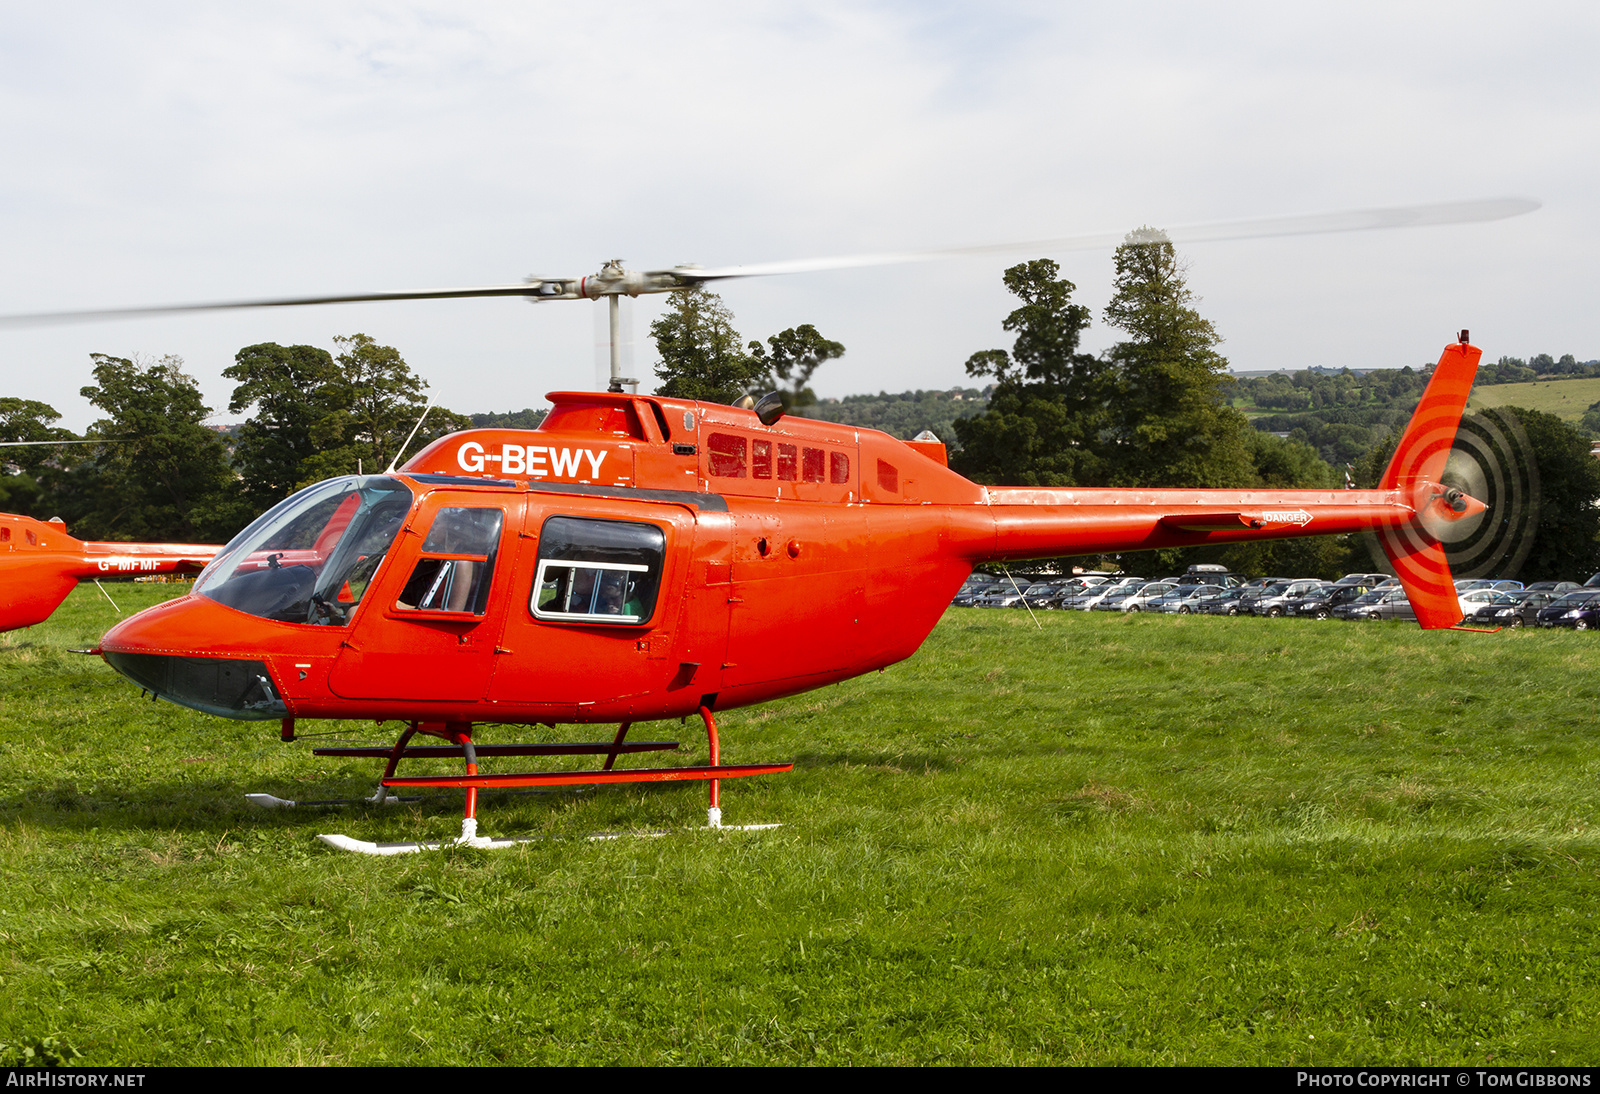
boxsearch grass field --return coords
[2,584,1599,1065]
[1467,377,1600,423]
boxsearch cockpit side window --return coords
[395,507,505,615]
[532,516,665,625]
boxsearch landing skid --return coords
[303,708,789,853]
[318,814,783,856]
[246,791,420,809]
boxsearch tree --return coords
[0,398,77,515]
[223,342,343,506]
[287,334,469,483]
[1100,229,1253,489]
[748,325,845,410]
[1580,399,1600,439]
[470,408,548,430]
[950,260,1108,485]
[1471,407,1600,581]
[73,354,246,541]
[1216,431,1354,578]
[651,288,761,403]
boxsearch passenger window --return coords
[0,527,9,542]
[830,451,850,485]
[708,433,747,478]
[532,516,665,625]
[776,444,798,482]
[752,439,772,479]
[877,460,899,492]
[802,447,825,483]
[395,507,504,615]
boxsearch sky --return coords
[0,1,1592,430]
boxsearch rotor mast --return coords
[525,259,703,393]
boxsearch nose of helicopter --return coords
[99,594,288,720]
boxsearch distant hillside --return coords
[795,387,991,444]
[1236,361,1600,466]
[1467,377,1600,424]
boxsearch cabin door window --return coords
[395,507,504,615]
[532,516,666,625]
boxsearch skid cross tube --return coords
[382,762,794,790]
[313,740,679,759]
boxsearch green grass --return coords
[2,585,1599,1065]
[1468,377,1600,423]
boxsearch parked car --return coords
[1039,577,1109,608]
[1535,590,1600,628]
[1456,587,1516,619]
[1173,564,1245,589]
[952,582,1008,607]
[1331,587,1387,620]
[1251,580,1330,618]
[1538,589,1600,629]
[1093,581,1175,612]
[1524,581,1580,595]
[1465,589,1552,628]
[1071,577,1147,610]
[1345,588,1419,622]
[1149,585,1223,614]
[1288,582,1374,620]
[1011,581,1074,609]
[1197,587,1249,616]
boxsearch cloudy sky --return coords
[0,2,1591,430]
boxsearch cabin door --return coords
[327,494,517,702]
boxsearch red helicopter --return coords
[88,331,1485,852]
[4,201,1529,852]
[0,512,217,632]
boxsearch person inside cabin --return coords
[569,567,598,614]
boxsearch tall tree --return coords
[0,398,77,515]
[74,354,246,541]
[1100,229,1253,489]
[650,288,761,403]
[748,324,845,410]
[289,334,468,482]
[951,260,1108,485]
[1471,407,1600,582]
[223,342,342,506]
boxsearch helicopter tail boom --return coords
[0,513,220,631]
[966,338,1484,628]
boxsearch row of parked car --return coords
[953,565,1600,630]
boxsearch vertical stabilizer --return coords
[1376,338,1483,628]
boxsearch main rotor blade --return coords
[0,284,543,328]
[0,196,1540,327]
[661,197,1541,282]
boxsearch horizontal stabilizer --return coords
[1157,510,1315,533]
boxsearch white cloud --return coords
[1,1,1592,428]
